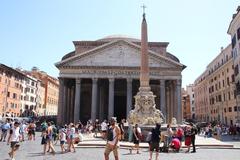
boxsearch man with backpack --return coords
[104,117,120,160]
[149,123,161,160]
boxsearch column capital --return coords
[109,78,115,83]
[127,78,132,83]
[92,78,98,83]
[176,79,182,86]
[160,79,165,86]
[76,78,81,84]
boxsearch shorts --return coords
[10,141,20,148]
[60,141,65,145]
[104,143,118,157]
[70,135,74,140]
[150,142,159,152]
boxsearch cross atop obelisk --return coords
[141,4,146,15]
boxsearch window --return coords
[232,74,235,82]
[13,93,17,99]
[7,92,10,97]
[229,107,232,112]
[30,96,34,102]
[228,92,231,100]
[227,77,230,86]
[224,108,226,113]
[237,27,240,40]
[223,80,225,87]
[234,106,237,112]
[218,95,222,102]
[31,81,35,86]
[235,65,239,76]
[231,35,236,48]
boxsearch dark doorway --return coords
[114,95,127,121]
[80,79,92,124]
[114,79,127,122]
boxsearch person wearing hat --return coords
[7,121,21,160]
[104,117,120,160]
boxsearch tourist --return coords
[67,123,76,152]
[59,126,67,153]
[46,122,56,155]
[104,117,120,160]
[190,123,197,153]
[101,120,108,139]
[175,125,184,147]
[129,124,141,154]
[149,123,161,160]
[0,120,10,142]
[20,122,27,141]
[7,121,21,160]
[184,125,192,153]
[28,121,36,141]
[216,125,222,140]
[93,119,100,138]
[170,138,181,152]
[166,124,173,146]
[41,127,48,154]
[118,119,125,141]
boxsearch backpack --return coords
[107,127,114,141]
[146,132,152,142]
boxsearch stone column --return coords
[99,86,104,121]
[169,82,174,123]
[173,81,178,119]
[91,78,98,121]
[57,78,64,125]
[74,78,81,123]
[108,78,114,120]
[176,79,182,123]
[62,83,67,124]
[166,84,170,124]
[66,87,71,123]
[160,80,166,121]
[126,78,132,117]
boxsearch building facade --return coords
[186,84,195,120]
[30,68,59,116]
[194,45,238,125]
[35,80,46,116]
[182,88,191,120]
[228,6,240,123]
[0,64,25,117]
[20,74,37,117]
[56,33,185,125]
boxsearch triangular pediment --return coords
[56,40,183,69]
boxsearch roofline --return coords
[55,39,184,69]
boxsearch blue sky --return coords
[0,0,239,87]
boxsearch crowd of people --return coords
[1,116,240,160]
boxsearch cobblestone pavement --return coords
[0,133,240,160]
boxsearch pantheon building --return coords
[56,35,185,125]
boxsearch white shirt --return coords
[60,130,66,141]
[101,122,107,131]
[70,127,75,136]
[11,127,20,142]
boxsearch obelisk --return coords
[139,12,151,92]
[128,8,163,125]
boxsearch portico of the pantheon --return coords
[55,35,186,125]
